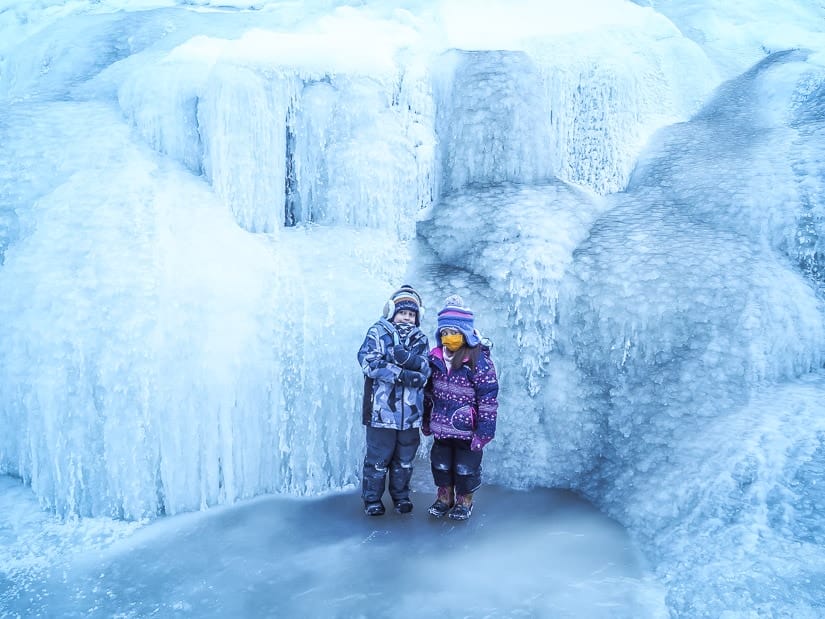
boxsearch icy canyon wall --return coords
[2,1,825,616]
[0,0,713,517]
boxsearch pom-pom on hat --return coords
[436,294,480,347]
[386,285,423,325]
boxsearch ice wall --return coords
[545,51,825,616]
[417,181,610,484]
[0,0,716,516]
[0,99,413,518]
[432,50,555,192]
[2,0,820,588]
[2,0,825,615]
[431,10,715,195]
[418,41,825,617]
[0,7,426,518]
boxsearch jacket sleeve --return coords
[471,350,498,449]
[422,353,434,436]
[357,325,401,384]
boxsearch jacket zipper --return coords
[400,385,405,429]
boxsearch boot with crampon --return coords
[427,486,454,518]
[448,492,473,521]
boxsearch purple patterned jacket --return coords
[423,345,499,451]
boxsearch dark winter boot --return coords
[364,501,385,516]
[393,498,413,514]
[427,486,454,518]
[448,493,473,521]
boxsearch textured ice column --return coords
[528,23,716,194]
[0,98,410,518]
[430,19,716,196]
[288,80,336,226]
[417,181,608,486]
[290,71,434,239]
[118,55,211,175]
[199,63,295,234]
[117,35,295,234]
[432,50,554,195]
[793,76,825,290]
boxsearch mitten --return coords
[398,369,424,388]
[394,344,423,369]
[470,435,489,452]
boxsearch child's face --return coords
[393,309,417,325]
[440,328,464,352]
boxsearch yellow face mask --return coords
[441,333,464,352]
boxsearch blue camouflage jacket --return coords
[357,318,430,430]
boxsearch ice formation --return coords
[1,0,825,616]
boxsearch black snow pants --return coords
[430,437,482,496]
[362,426,420,504]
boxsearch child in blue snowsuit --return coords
[357,285,430,516]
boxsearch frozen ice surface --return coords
[0,471,668,619]
[0,476,142,615]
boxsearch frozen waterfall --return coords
[1,0,825,617]
[0,0,714,519]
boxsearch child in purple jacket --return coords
[422,295,499,520]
